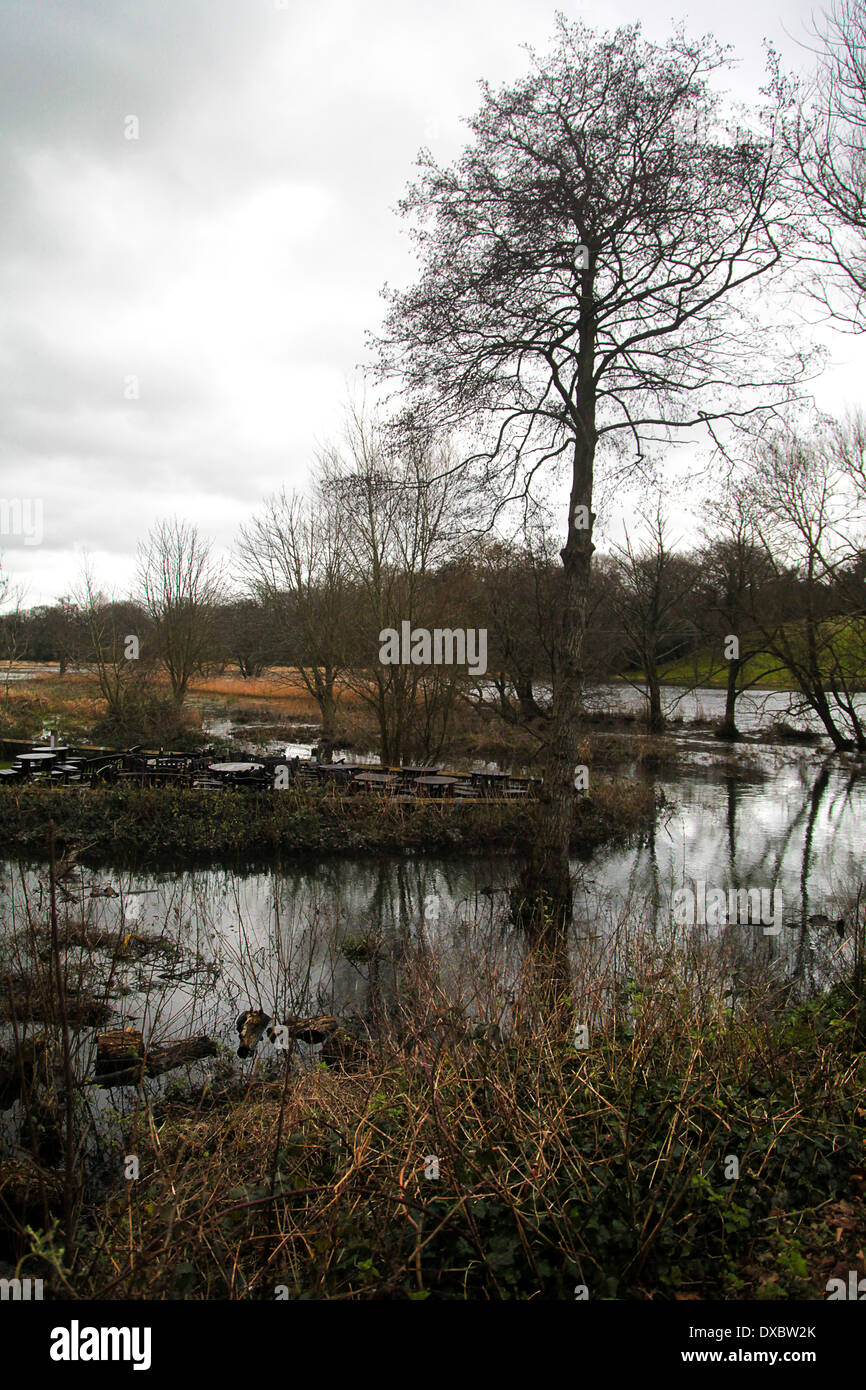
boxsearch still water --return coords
[2,742,863,1057]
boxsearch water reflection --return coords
[586,682,866,735]
[1,749,863,1048]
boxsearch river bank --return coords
[0,776,654,864]
[4,935,864,1301]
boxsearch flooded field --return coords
[2,740,862,1074]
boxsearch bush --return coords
[90,691,202,748]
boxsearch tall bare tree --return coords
[374,17,810,934]
[238,480,350,760]
[138,519,225,706]
[776,0,866,329]
[610,505,696,734]
[319,405,467,765]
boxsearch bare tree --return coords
[465,528,558,733]
[776,0,866,329]
[138,519,225,706]
[238,478,350,760]
[744,422,866,748]
[610,505,696,734]
[374,17,810,934]
[74,559,153,729]
[697,490,779,738]
[212,597,280,680]
[44,596,83,678]
[0,553,27,705]
[319,405,467,765]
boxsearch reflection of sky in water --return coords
[595,751,866,920]
[585,683,866,735]
[1,748,863,1042]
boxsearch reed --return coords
[2,862,863,1300]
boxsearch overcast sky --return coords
[1,0,863,606]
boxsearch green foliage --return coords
[0,778,653,864]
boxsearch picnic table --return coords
[352,772,399,791]
[50,763,83,782]
[209,762,264,774]
[208,762,266,785]
[15,752,60,776]
[414,775,460,797]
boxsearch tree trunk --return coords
[646,659,665,733]
[515,436,595,941]
[718,657,740,739]
[318,687,337,764]
[809,683,852,749]
[516,677,543,723]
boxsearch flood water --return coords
[585,681,866,734]
[2,738,863,1071]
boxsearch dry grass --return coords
[2,859,865,1300]
[189,668,350,712]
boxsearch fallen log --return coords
[281,1014,339,1045]
[38,927,175,961]
[236,1009,339,1057]
[145,1036,218,1076]
[0,1033,48,1110]
[95,1028,217,1086]
[1,976,111,1028]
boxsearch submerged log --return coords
[145,1037,217,1076]
[39,925,167,958]
[95,1028,217,1086]
[0,1033,48,1110]
[236,1009,339,1057]
[1,976,111,1028]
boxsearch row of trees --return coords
[4,407,866,758]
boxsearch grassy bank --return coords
[114,1001,863,1300]
[648,650,790,688]
[7,938,864,1301]
[0,778,654,863]
[2,846,864,1300]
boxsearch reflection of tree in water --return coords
[258,856,510,1029]
[6,754,863,1048]
[576,757,866,1013]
